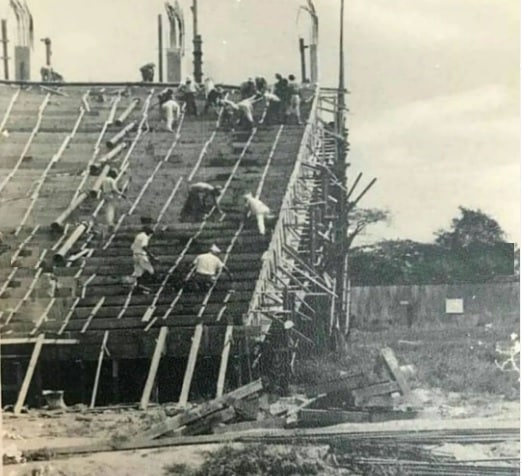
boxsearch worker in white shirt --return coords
[129,227,157,287]
[182,182,223,220]
[192,244,232,290]
[244,193,273,235]
[158,88,181,132]
[101,169,125,230]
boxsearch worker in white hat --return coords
[192,244,232,290]
[244,192,273,235]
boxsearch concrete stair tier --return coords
[0,84,315,361]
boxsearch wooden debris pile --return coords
[130,347,420,442]
[293,347,420,428]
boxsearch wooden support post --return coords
[179,324,203,406]
[216,326,233,398]
[140,326,168,410]
[380,347,412,399]
[158,14,163,83]
[310,205,317,267]
[14,334,45,414]
[112,360,120,403]
[1,19,9,80]
[90,331,109,408]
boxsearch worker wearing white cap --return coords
[129,227,157,288]
[193,244,232,290]
[244,193,272,235]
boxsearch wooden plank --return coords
[302,372,366,397]
[89,331,109,409]
[178,324,203,406]
[352,381,400,402]
[215,325,233,398]
[139,379,263,440]
[81,297,105,333]
[0,338,78,345]
[175,407,236,437]
[380,347,412,398]
[213,417,285,434]
[14,334,45,414]
[139,326,168,410]
[298,409,370,426]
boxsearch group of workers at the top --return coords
[151,71,305,133]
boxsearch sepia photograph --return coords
[0,0,519,474]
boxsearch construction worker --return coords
[180,77,198,116]
[181,182,223,220]
[273,73,289,123]
[192,244,232,291]
[140,63,155,82]
[255,77,268,94]
[240,78,257,99]
[204,86,224,115]
[129,227,157,289]
[158,88,181,132]
[244,193,273,235]
[101,169,125,230]
[286,74,302,125]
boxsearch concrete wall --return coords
[349,281,520,328]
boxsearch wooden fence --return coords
[349,282,520,328]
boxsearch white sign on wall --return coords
[445,298,464,314]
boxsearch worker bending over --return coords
[193,244,232,291]
[101,169,125,231]
[181,182,223,220]
[129,227,157,290]
[244,193,273,235]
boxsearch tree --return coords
[435,206,506,248]
[346,207,390,248]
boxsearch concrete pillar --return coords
[14,46,30,81]
[166,48,182,83]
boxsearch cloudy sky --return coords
[1,0,519,243]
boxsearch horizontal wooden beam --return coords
[0,338,79,345]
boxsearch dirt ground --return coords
[2,325,520,475]
[1,387,519,476]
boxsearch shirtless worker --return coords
[181,182,223,220]
[192,244,232,291]
[128,227,157,291]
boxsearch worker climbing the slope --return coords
[286,74,302,125]
[240,77,257,99]
[101,168,126,232]
[192,244,232,291]
[244,192,274,236]
[158,88,181,132]
[204,85,224,116]
[129,227,157,292]
[181,182,223,221]
[180,76,199,116]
